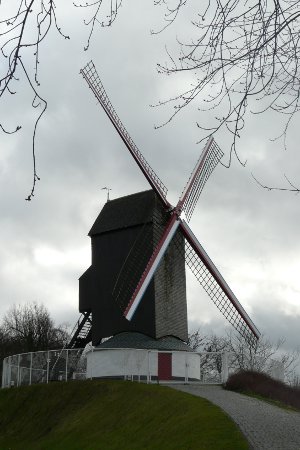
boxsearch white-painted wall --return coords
[86,348,201,380]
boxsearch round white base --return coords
[86,348,200,381]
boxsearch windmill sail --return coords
[120,138,226,322]
[180,221,260,346]
[177,137,224,221]
[124,215,180,320]
[80,61,260,348]
[80,61,170,208]
[119,213,260,346]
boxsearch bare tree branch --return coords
[2,1,300,197]
[252,172,300,193]
[0,0,69,200]
[74,0,300,192]
[153,1,300,160]
[2,302,69,352]
[74,0,123,50]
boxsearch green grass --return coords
[0,380,249,450]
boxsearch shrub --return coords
[224,370,300,410]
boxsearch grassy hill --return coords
[0,380,248,449]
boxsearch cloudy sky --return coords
[0,1,299,353]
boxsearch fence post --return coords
[199,353,202,382]
[5,358,8,388]
[90,347,93,380]
[1,359,4,388]
[65,349,69,381]
[185,353,188,384]
[221,352,229,383]
[29,352,33,386]
[8,356,11,388]
[17,354,20,387]
[46,351,50,384]
[2,358,6,388]
[147,351,150,384]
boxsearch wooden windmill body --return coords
[79,190,187,346]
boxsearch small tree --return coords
[188,329,228,379]
[0,302,70,384]
[188,328,300,384]
[187,329,207,351]
[2,302,69,353]
[224,331,300,383]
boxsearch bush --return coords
[224,370,300,410]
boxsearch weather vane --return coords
[101,187,111,202]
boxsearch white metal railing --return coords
[2,348,87,388]
[4,348,281,388]
[2,348,233,388]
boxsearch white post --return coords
[46,351,50,384]
[90,347,93,380]
[65,349,69,382]
[199,353,202,383]
[123,350,126,381]
[2,358,6,388]
[146,351,149,384]
[29,352,33,386]
[221,352,229,383]
[8,356,11,388]
[5,358,8,388]
[185,353,188,384]
[17,354,20,387]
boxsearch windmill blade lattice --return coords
[179,222,260,347]
[184,240,257,347]
[179,138,224,222]
[80,61,169,206]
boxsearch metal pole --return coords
[46,351,50,384]
[65,349,69,382]
[123,350,129,381]
[8,356,11,388]
[199,353,202,382]
[90,347,93,380]
[2,358,6,388]
[185,353,188,383]
[147,351,150,384]
[29,352,33,386]
[221,351,229,383]
[17,354,20,387]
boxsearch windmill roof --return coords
[96,332,193,352]
[89,190,157,236]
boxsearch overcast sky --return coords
[0,1,299,353]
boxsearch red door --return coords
[158,353,172,380]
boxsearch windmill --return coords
[70,60,260,352]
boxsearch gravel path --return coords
[168,384,300,450]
